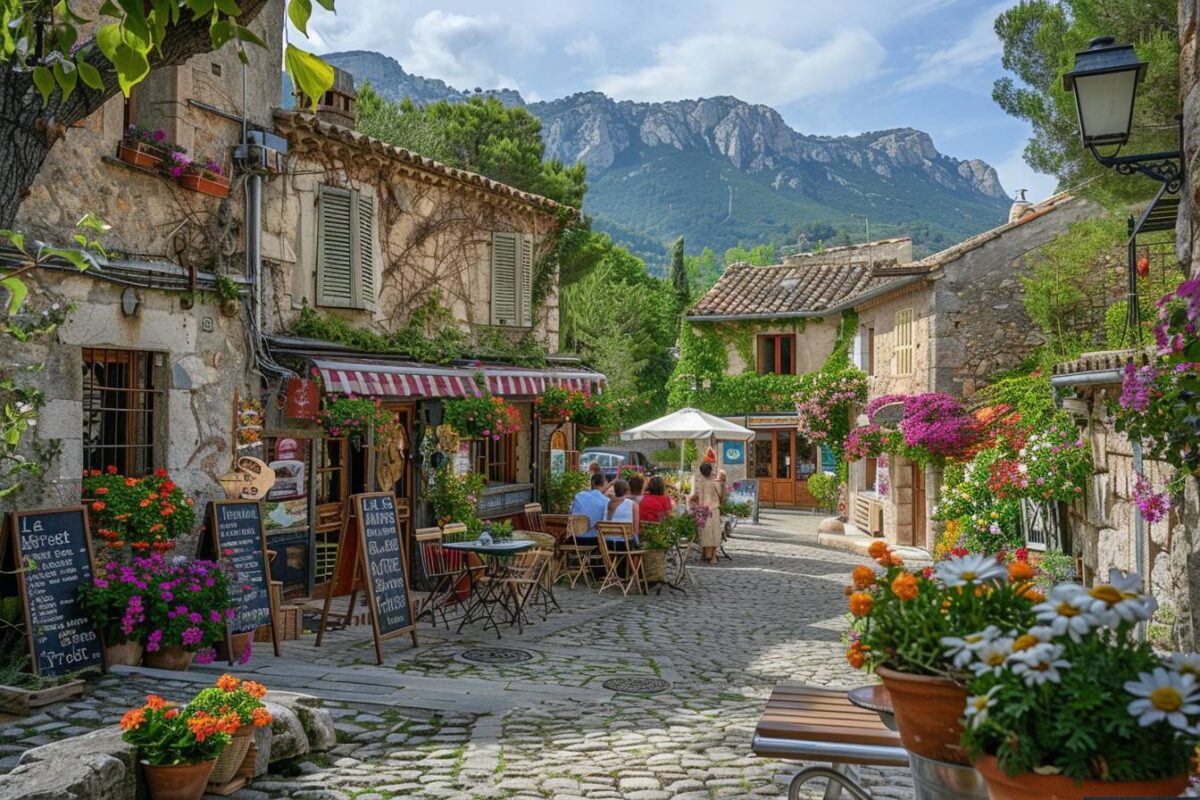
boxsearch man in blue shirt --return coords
[569,472,609,535]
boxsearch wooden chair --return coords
[542,513,569,543]
[753,682,906,800]
[499,549,552,634]
[557,514,596,588]
[523,502,545,533]
[413,527,463,629]
[441,522,469,542]
[595,521,647,596]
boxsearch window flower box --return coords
[179,168,230,198]
[116,140,165,170]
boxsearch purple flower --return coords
[193,648,216,665]
[189,612,203,625]
[1119,362,1156,412]
[181,626,203,647]
[238,639,253,665]
[152,129,166,142]
[1133,473,1171,524]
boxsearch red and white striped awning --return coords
[313,358,603,400]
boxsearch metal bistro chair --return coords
[414,527,464,630]
[595,521,647,596]
[557,514,597,588]
[514,530,562,615]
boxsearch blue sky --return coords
[301,0,1060,202]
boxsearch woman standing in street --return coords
[690,461,725,564]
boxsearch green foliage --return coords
[823,310,858,372]
[720,499,751,518]
[1020,214,1124,360]
[806,472,841,511]
[442,392,522,439]
[427,466,486,526]
[683,247,721,295]
[973,373,1057,427]
[356,84,456,164]
[723,242,776,266]
[318,396,392,438]
[642,512,699,551]
[993,0,1179,204]
[669,237,690,313]
[545,469,588,514]
[213,274,239,303]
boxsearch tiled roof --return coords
[274,111,567,214]
[1052,348,1151,378]
[687,260,912,318]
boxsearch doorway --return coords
[752,429,820,507]
[911,462,927,549]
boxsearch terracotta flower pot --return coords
[875,665,969,764]
[208,725,253,786]
[179,171,230,198]
[973,755,1189,800]
[144,645,195,672]
[142,759,217,800]
[105,640,144,667]
[215,631,253,664]
[117,141,164,170]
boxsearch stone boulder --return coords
[261,691,335,764]
[818,516,846,534]
[0,728,134,800]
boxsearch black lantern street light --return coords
[1064,36,1182,192]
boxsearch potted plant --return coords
[142,556,236,671]
[178,156,230,198]
[535,386,573,423]
[82,466,196,557]
[187,674,273,786]
[443,394,522,440]
[545,469,588,514]
[641,512,696,584]
[846,543,1037,764]
[78,554,170,666]
[120,693,236,800]
[117,124,171,169]
[959,570,1193,799]
[319,395,393,447]
[566,391,610,434]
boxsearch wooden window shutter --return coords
[491,232,519,326]
[519,234,534,327]
[894,308,913,376]
[354,192,376,311]
[316,185,355,309]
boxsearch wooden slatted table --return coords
[752,683,908,800]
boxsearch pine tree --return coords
[670,237,690,313]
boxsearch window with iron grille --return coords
[81,348,166,476]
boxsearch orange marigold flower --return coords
[187,712,221,742]
[891,572,919,601]
[851,565,876,590]
[881,553,904,567]
[119,708,146,731]
[848,592,874,617]
[1008,561,1035,582]
[144,694,166,711]
[251,707,273,728]
[867,540,889,559]
[218,711,242,735]
[164,708,180,719]
[846,648,866,669]
[242,680,267,699]
[1015,583,1045,603]
[216,674,240,693]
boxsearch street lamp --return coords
[1064,36,1181,191]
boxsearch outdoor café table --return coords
[443,539,535,637]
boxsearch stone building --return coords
[844,192,1097,551]
[5,0,593,592]
[682,239,912,508]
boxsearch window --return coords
[894,308,913,376]
[82,348,165,476]
[469,434,517,483]
[758,334,796,374]
[316,184,376,311]
[491,232,534,327]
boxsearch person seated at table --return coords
[570,471,610,536]
[606,479,640,536]
[639,475,674,524]
[627,474,645,504]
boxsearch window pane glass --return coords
[760,337,777,374]
[753,439,772,478]
[775,431,791,479]
[780,336,793,374]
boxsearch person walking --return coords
[690,461,724,563]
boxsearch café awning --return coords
[312,357,604,399]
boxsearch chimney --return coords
[294,66,357,129]
[1008,188,1033,223]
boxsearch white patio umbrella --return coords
[620,407,754,486]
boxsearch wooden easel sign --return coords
[316,492,418,664]
[0,507,104,676]
[200,500,281,661]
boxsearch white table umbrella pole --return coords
[678,438,685,495]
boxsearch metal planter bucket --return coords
[909,752,988,800]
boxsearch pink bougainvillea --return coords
[896,393,979,458]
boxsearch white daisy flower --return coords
[1009,643,1071,687]
[1125,667,1200,730]
[971,637,1015,677]
[941,626,1000,669]
[964,686,1000,729]
[1010,626,1055,654]
[1083,569,1156,627]
[934,553,1008,588]
[1032,584,1097,643]
[1168,652,1200,679]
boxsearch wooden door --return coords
[771,430,796,505]
[911,462,926,549]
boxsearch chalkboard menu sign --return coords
[316,492,417,664]
[731,479,760,524]
[3,508,104,676]
[201,500,280,659]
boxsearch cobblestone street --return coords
[1,513,915,799]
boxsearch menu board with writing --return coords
[201,500,280,658]
[4,508,103,676]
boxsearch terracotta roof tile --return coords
[688,260,908,318]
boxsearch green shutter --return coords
[519,234,534,327]
[355,193,376,311]
[491,232,519,326]
[316,185,355,308]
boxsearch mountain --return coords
[318,51,1011,268]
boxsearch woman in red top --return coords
[639,475,675,523]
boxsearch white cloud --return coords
[565,32,605,65]
[992,140,1060,203]
[405,10,527,92]
[596,28,886,105]
[898,1,1017,91]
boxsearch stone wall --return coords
[781,238,913,269]
[930,196,1095,398]
[854,283,933,399]
[719,317,837,376]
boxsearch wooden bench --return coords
[753,683,907,800]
